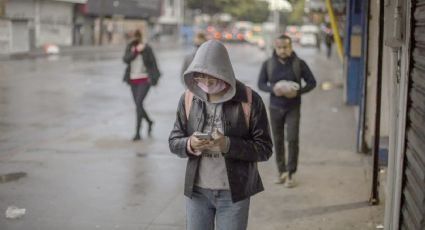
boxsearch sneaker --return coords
[284,175,296,188]
[274,172,288,184]
[132,133,141,141]
[148,121,154,137]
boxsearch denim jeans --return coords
[269,105,300,174]
[186,186,250,230]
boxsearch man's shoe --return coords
[284,175,296,188]
[280,172,288,181]
[133,134,141,141]
[148,121,154,137]
[275,172,288,184]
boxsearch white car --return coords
[299,33,318,46]
[299,25,319,46]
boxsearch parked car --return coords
[285,25,301,43]
[299,24,320,46]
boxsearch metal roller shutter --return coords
[400,0,425,229]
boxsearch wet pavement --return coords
[0,43,384,229]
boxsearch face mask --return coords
[197,80,227,94]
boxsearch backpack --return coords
[266,55,301,85]
[184,86,253,129]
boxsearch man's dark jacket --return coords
[168,81,273,202]
[122,40,161,85]
[258,52,316,110]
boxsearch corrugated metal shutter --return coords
[400,0,425,229]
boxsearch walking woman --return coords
[123,30,161,141]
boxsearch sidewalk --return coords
[0,40,182,61]
[0,43,385,230]
[247,46,385,230]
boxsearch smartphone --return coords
[194,132,212,141]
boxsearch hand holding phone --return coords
[190,132,213,152]
[193,132,212,141]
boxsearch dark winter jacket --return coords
[122,40,161,85]
[258,52,316,110]
[169,40,273,202]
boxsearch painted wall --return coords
[0,19,11,54]
[38,0,73,46]
[5,0,36,19]
[5,0,74,48]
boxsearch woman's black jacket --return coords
[122,40,161,85]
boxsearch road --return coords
[0,43,384,230]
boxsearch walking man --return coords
[169,40,272,230]
[258,34,316,188]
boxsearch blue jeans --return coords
[186,186,250,230]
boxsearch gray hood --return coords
[183,40,236,103]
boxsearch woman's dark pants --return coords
[130,83,152,136]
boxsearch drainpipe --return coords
[369,0,385,205]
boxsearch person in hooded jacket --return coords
[169,40,273,230]
[123,30,161,141]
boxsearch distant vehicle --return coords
[245,25,265,49]
[203,24,246,43]
[233,21,254,32]
[299,24,320,46]
[205,25,223,41]
[285,25,301,43]
[222,28,246,43]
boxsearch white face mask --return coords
[197,80,227,94]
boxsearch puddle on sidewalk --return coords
[321,81,343,91]
[94,138,133,149]
[0,172,27,183]
[136,152,148,158]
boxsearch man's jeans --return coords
[186,186,250,230]
[269,105,300,174]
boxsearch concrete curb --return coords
[0,42,182,61]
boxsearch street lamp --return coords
[268,0,292,35]
[265,0,292,55]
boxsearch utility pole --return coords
[273,0,280,36]
[98,0,105,45]
[177,0,184,44]
[0,0,5,16]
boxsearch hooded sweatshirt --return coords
[183,40,236,190]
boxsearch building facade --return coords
[344,0,424,229]
[77,0,162,45]
[0,0,85,54]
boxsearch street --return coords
[0,43,384,230]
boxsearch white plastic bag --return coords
[273,80,300,98]
[5,206,26,219]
